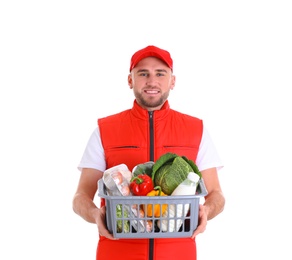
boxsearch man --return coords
[73,45,225,260]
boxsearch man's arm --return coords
[72,168,103,223]
[201,167,225,220]
[192,167,225,238]
[72,168,116,239]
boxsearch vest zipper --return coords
[149,111,154,161]
[148,111,154,260]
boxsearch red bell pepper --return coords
[129,174,154,196]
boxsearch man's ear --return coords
[170,75,176,90]
[128,74,133,89]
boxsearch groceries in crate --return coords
[132,161,154,178]
[143,186,167,217]
[101,153,202,234]
[152,153,202,195]
[116,203,151,233]
[131,204,153,233]
[157,172,200,232]
[102,164,147,233]
[116,204,130,233]
[129,174,154,196]
[102,164,132,196]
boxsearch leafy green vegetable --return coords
[153,153,201,195]
[152,153,178,180]
[182,156,202,178]
[132,161,154,177]
[116,204,130,233]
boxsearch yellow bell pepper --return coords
[143,186,168,217]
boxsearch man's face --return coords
[128,57,176,111]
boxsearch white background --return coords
[1,1,291,259]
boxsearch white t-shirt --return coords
[78,126,223,173]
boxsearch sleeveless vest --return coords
[97,100,203,260]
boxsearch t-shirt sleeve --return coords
[196,125,224,172]
[77,127,106,172]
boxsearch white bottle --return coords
[158,172,200,232]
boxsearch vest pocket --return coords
[159,146,199,162]
[105,146,148,171]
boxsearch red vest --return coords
[97,100,203,260]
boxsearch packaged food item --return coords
[102,164,146,232]
[103,164,132,196]
[157,172,200,232]
[132,161,154,177]
[116,204,130,233]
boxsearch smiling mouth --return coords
[145,90,159,94]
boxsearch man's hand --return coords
[191,204,207,239]
[95,206,118,240]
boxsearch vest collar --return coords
[131,100,170,120]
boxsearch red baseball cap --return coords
[129,45,173,72]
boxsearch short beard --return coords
[134,90,169,110]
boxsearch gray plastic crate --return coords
[98,178,208,239]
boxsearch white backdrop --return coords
[1,1,291,259]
